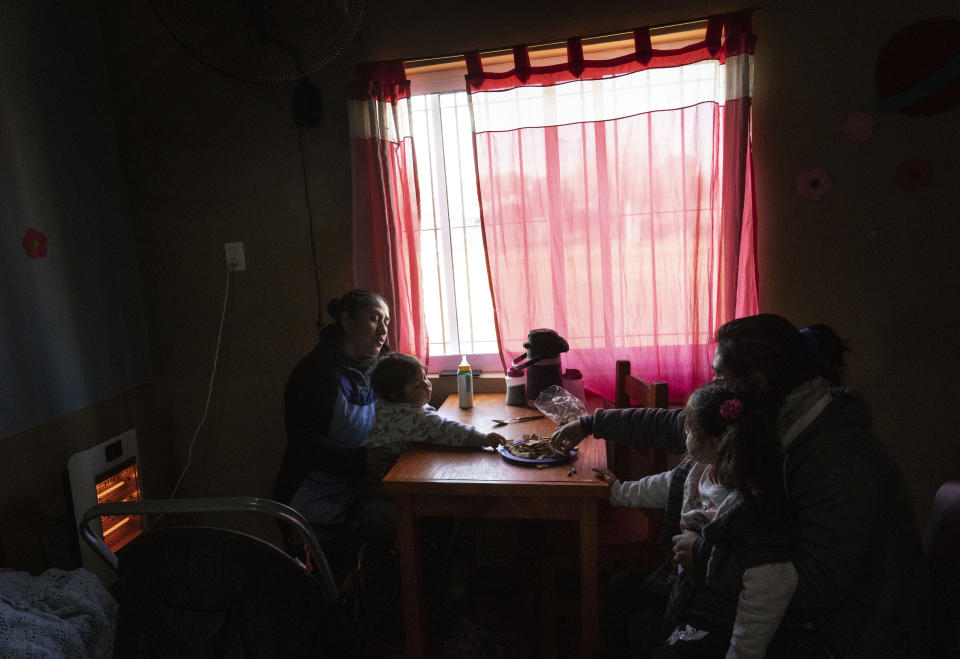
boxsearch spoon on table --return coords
[491,414,545,425]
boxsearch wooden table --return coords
[382,392,609,658]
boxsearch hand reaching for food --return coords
[550,420,587,453]
[592,467,618,485]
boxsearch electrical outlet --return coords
[224,242,246,271]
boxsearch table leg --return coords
[579,498,599,658]
[396,494,425,658]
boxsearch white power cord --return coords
[169,266,233,499]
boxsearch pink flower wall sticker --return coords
[895,157,933,191]
[22,228,48,258]
[796,168,832,200]
[841,111,874,142]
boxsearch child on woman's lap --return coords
[364,353,504,479]
[596,380,796,658]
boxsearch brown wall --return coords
[2,0,958,571]
[749,0,960,527]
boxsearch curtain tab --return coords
[567,38,585,77]
[721,10,756,55]
[350,60,409,102]
[705,15,723,56]
[633,27,653,65]
[513,45,532,83]
[465,51,484,89]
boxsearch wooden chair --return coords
[539,361,671,656]
[598,360,670,567]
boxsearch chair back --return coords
[924,480,960,658]
[609,360,669,479]
[614,360,669,410]
[80,497,359,658]
[115,526,343,657]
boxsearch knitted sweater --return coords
[364,400,489,456]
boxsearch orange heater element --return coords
[94,459,144,553]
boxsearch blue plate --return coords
[496,445,577,466]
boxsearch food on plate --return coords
[501,433,567,460]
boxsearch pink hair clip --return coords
[719,398,744,422]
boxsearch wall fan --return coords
[152,0,366,124]
[152,0,366,84]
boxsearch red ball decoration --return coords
[876,19,960,116]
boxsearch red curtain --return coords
[348,62,428,359]
[467,10,759,400]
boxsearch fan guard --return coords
[152,0,366,84]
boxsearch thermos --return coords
[511,329,570,404]
[457,355,473,408]
[525,358,563,403]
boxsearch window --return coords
[406,24,710,371]
[350,13,758,394]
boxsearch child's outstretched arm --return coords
[604,469,672,508]
[417,407,500,448]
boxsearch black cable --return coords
[298,125,323,322]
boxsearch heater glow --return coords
[97,480,126,498]
[67,429,144,584]
[101,516,132,538]
[94,461,143,553]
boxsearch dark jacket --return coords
[582,390,929,657]
[778,387,928,658]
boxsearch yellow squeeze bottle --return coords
[457,355,473,409]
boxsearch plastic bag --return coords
[533,385,587,425]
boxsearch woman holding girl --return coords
[554,314,927,657]
[596,379,796,657]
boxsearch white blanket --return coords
[0,568,116,659]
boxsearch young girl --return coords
[364,353,504,479]
[595,379,797,658]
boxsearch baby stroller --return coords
[80,497,362,658]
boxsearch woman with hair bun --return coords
[800,323,849,386]
[274,289,393,548]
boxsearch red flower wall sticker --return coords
[796,168,832,200]
[895,157,933,191]
[22,228,48,258]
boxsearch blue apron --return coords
[289,373,376,525]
